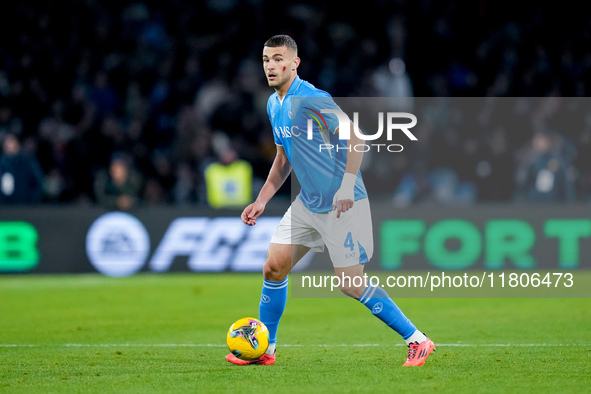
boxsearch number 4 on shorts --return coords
[344,232,354,251]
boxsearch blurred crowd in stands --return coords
[0,0,590,208]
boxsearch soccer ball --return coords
[226,317,269,360]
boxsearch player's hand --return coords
[241,200,266,226]
[332,173,356,219]
[333,195,353,219]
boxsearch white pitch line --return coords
[0,343,587,348]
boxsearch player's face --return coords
[262,46,298,89]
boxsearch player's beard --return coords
[269,73,290,90]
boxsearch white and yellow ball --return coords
[226,317,269,360]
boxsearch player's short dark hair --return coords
[264,35,298,55]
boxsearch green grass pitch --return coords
[1,273,590,393]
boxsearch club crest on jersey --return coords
[288,109,295,119]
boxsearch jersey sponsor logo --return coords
[274,126,291,138]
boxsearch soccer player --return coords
[225,35,435,367]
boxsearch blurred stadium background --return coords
[1,1,590,207]
[1,3,590,392]
[1,1,590,275]
[0,0,591,272]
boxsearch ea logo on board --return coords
[86,212,150,277]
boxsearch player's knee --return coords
[263,254,290,281]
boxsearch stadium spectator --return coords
[475,126,515,202]
[516,132,575,202]
[173,161,197,204]
[0,134,44,204]
[1,2,591,205]
[573,128,591,201]
[94,153,143,211]
[204,134,253,209]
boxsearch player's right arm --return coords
[241,145,291,226]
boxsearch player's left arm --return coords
[333,121,364,218]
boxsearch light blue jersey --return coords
[267,76,367,213]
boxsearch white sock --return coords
[405,330,427,345]
[266,342,276,355]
